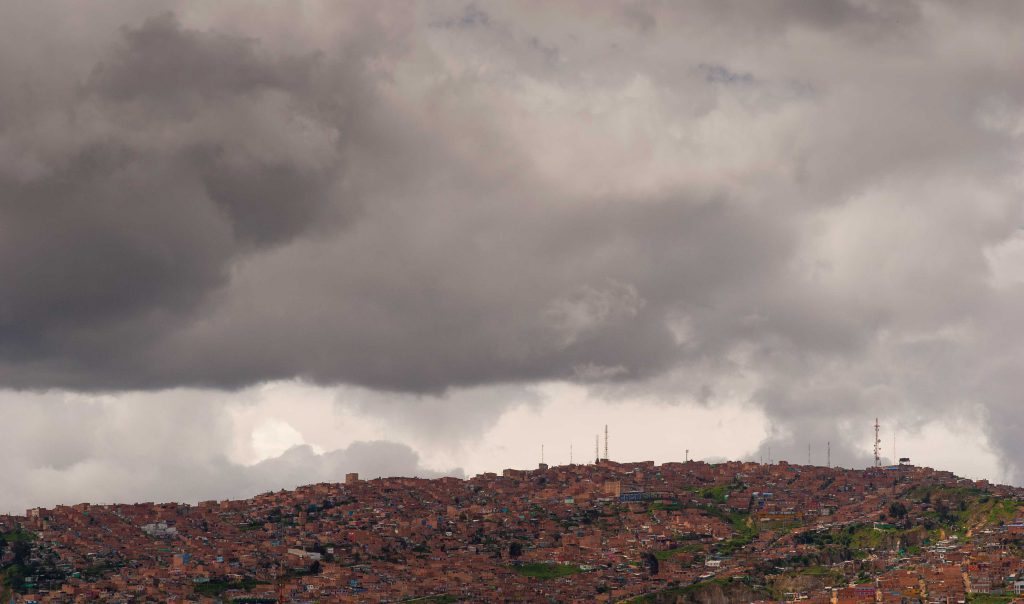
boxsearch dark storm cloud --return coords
[146,196,794,392]
[92,14,304,102]
[0,10,358,383]
[4,0,1024,487]
[1,2,803,392]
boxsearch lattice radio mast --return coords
[604,424,609,461]
[873,418,881,467]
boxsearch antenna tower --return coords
[541,444,544,465]
[873,418,881,467]
[827,441,831,469]
[595,435,599,463]
[604,424,609,461]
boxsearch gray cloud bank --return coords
[0,392,458,512]
[3,0,1024,493]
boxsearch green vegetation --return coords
[692,480,745,505]
[1,530,34,543]
[966,594,1016,604]
[901,486,1021,540]
[696,507,757,556]
[511,562,583,580]
[906,485,985,501]
[1,530,37,594]
[984,498,1019,525]
[80,560,126,580]
[889,501,908,519]
[402,595,461,603]
[648,501,683,512]
[795,523,902,552]
[697,485,729,503]
[653,543,702,561]
[799,565,838,577]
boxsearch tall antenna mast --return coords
[595,435,599,464]
[827,441,831,469]
[604,424,609,461]
[685,449,689,463]
[570,443,573,465]
[873,418,881,467]
[541,443,544,465]
[808,443,811,465]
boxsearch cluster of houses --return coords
[2,458,1024,603]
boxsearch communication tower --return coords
[604,424,609,461]
[873,418,881,467]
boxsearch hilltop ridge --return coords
[3,459,1023,603]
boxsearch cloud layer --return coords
[3,1,1024,507]
[0,389,458,512]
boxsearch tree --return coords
[641,551,659,576]
[508,542,523,560]
[11,541,29,567]
[889,502,908,519]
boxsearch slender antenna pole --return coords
[604,424,609,461]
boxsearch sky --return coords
[1,0,1023,513]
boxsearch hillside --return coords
[3,460,1023,603]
